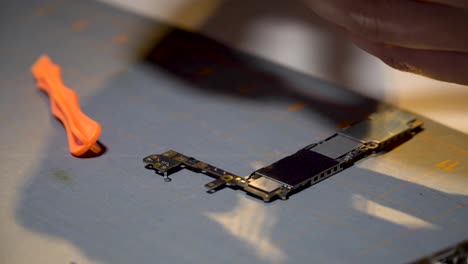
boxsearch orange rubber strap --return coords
[32,55,102,156]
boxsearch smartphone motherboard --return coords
[143,109,423,202]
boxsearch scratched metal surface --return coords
[0,1,467,264]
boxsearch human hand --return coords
[305,0,468,85]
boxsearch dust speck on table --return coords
[52,169,72,183]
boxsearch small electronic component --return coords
[143,109,423,202]
[410,240,468,264]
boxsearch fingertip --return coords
[350,35,468,85]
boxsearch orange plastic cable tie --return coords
[32,55,102,156]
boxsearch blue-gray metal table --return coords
[0,1,466,263]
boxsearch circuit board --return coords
[143,109,424,201]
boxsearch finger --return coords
[421,0,468,10]
[305,0,468,52]
[350,34,468,85]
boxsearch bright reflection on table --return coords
[204,195,286,263]
[352,194,438,230]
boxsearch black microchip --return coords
[254,149,338,186]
